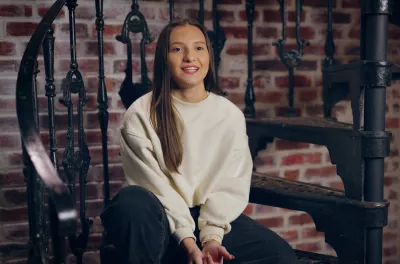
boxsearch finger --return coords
[218,246,235,260]
[207,252,215,264]
[194,255,203,264]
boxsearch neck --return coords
[171,86,208,103]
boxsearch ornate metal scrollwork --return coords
[273,0,309,116]
[59,1,92,263]
[116,0,153,109]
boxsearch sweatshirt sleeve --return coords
[198,115,253,245]
[120,128,196,244]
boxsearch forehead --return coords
[169,24,206,44]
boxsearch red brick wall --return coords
[0,0,399,263]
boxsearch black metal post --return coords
[361,1,390,263]
[95,0,110,208]
[199,0,204,26]
[170,0,174,21]
[274,0,308,116]
[244,0,255,118]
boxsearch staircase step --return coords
[246,117,355,146]
[250,171,388,222]
[295,250,338,264]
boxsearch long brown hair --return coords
[150,18,223,174]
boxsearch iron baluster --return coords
[244,0,255,118]
[324,0,335,68]
[116,1,152,109]
[95,0,110,208]
[273,0,309,116]
[199,0,204,26]
[170,0,174,21]
[60,1,92,263]
[43,28,59,172]
[361,1,391,263]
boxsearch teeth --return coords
[184,67,198,70]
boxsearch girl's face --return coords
[167,24,210,92]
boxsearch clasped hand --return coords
[183,238,235,264]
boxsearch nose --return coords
[183,50,195,62]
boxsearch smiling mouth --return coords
[182,66,199,74]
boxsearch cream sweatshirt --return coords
[119,91,253,245]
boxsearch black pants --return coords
[100,185,297,264]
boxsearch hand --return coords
[181,238,204,264]
[202,240,235,264]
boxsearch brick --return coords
[0,171,24,186]
[87,77,122,93]
[38,5,65,19]
[295,242,321,252]
[85,41,117,56]
[263,10,306,23]
[0,42,16,56]
[222,26,248,39]
[302,227,324,238]
[243,204,253,215]
[284,169,300,180]
[218,76,240,89]
[0,188,26,207]
[383,232,397,243]
[88,146,121,166]
[95,24,121,39]
[286,26,315,40]
[383,246,397,257]
[289,213,314,225]
[105,6,156,20]
[299,90,318,102]
[254,60,286,71]
[238,10,260,22]
[275,75,312,88]
[254,204,277,214]
[256,27,278,39]
[310,11,351,24]
[6,22,38,36]
[305,166,338,179]
[57,23,88,38]
[0,5,32,17]
[74,5,96,20]
[0,133,21,149]
[257,216,284,228]
[255,91,284,104]
[0,97,16,111]
[281,153,322,166]
[0,60,19,73]
[278,230,298,242]
[113,59,140,74]
[276,139,309,150]
[225,43,270,56]
[129,42,157,57]
[0,207,27,222]
[386,118,399,129]
[0,116,19,132]
[58,59,101,74]
[1,223,29,242]
[186,9,212,21]
[342,0,360,8]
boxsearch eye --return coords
[196,46,205,51]
[171,47,182,52]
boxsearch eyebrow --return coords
[170,41,206,45]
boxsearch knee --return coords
[101,185,163,221]
[270,242,297,264]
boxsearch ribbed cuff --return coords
[173,227,196,245]
[199,225,225,245]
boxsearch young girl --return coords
[101,18,297,264]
